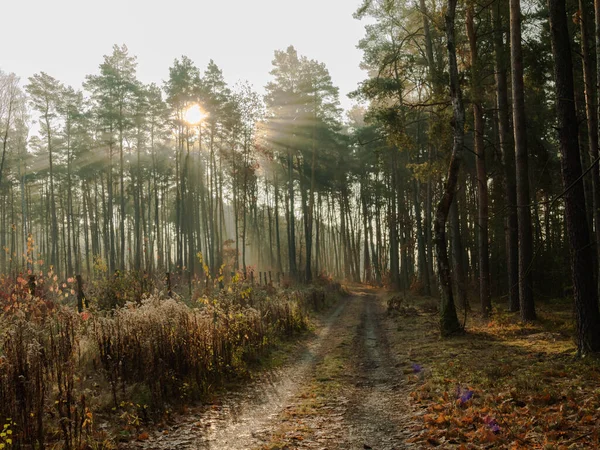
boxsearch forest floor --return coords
[392,293,600,449]
[120,287,600,450]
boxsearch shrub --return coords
[0,303,88,450]
[91,282,321,407]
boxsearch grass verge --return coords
[387,293,600,449]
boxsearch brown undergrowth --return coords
[0,273,346,449]
[387,293,600,449]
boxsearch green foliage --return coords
[264,45,344,185]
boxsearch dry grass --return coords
[0,273,345,449]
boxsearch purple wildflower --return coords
[483,415,501,434]
[455,385,474,404]
[460,389,473,403]
[411,363,423,373]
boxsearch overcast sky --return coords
[1,0,369,112]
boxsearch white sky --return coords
[1,0,369,112]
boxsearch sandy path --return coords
[123,288,412,450]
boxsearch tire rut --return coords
[251,290,414,450]
[342,293,411,449]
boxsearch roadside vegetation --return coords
[0,268,346,449]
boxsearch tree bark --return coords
[548,0,600,354]
[466,5,492,317]
[510,0,536,320]
[287,147,297,278]
[492,0,520,312]
[584,0,600,297]
[435,0,463,336]
[450,193,468,309]
[414,181,431,294]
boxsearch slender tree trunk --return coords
[362,185,372,283]
[436,0,463,336]
[287,147,297,278]
[340,190,351,280]
[19,149,28,272]
[425,174,435,287]
[108,140,116,273]
[315,191,321,277]
[414,181,431,295]
[492,0,520,311]
[119,115,125,271]
[580,0,600,297]
[510,0,536,320]
[450,193,469,309]
[389,152,401,289]
[274,173,283,273]
[82,184,91,275]
[466,5,492,317]
[305,110,318,283]
[267,186,274,270]
[0,93,13,188]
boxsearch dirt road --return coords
[126,288,413,449]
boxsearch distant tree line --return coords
[0,45,350,288]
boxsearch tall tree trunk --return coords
[389,153,401,289]
[305,113,318,283]
[450,194,468,309]
[362,185,372,283]
[466,5,492,317]
[0,91,13,188]
[425,173,435,287]
[548,0,600,353]
[436,0,463,336]
[414,182,431,295]
[267,188,274,269]
[83,185,91,275]
[274,173,283,274]
[492,0,520,312]
[510,0,536,320]
[287,147,297,278]
[581,0,600,297]
[119,116,126,271]
[108,141,116,273]
[315,193,321,276]
[340,190,352,280]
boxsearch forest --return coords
[2,0,600,447]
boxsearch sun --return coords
[183,104,206,125]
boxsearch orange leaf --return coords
[480,430,499,443]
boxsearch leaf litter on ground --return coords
[385,293,600,449]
